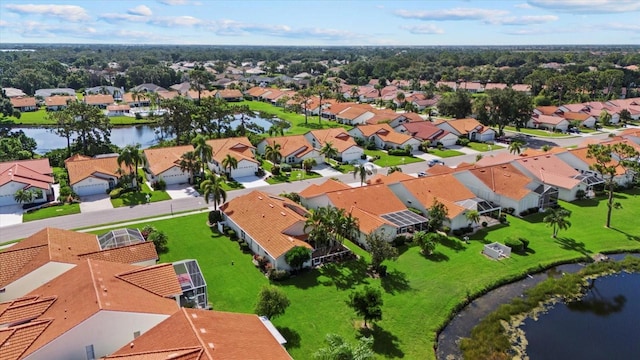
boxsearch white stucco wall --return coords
[230,159,258,178]
[26,311,172,360]
[0,262,76,302]
[341,146,364,163]
[301,195,332,210]
[73,177,111,196]
[157,166,190,185]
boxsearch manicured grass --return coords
[261,161,321,184]
[466,142,505,152]
[239,100,351,135]
[428,148,465,158]
[365,149,424,167]
[22,203,81,222]
[504,126,571,138]
[110,182,171,207]
[86,189,640,359]
[221,179,244,191]
[3,107,156,126]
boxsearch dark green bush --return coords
[109,188,122,199]
[280,163,292,173]
[267,269,290,281]
[388,149,410,156]
[504,236,524,253]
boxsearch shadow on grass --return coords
[572,198,600,207]
[421,251,450,262]
[554,236,592,256]
[359,324,404,358]
[610,227,640,242]
[522,212,545,223]
[439,237,467,252]
[278,327,301,349]
[119,192,149,206]
[318,258,370,290]
[280,268,321,289]
[380,269,411,294]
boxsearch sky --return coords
[1,0,639,46]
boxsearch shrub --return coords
[255,168,266,177]
[227,229,237,241]
[366,141,377,150]
[388,148,410,156]
[148,230,169,254]
[504,236,524,253]
[208,210,222,224]
[392,235,408,247]
[271,165,281,176]
[360,153,367,160]
[141,225,156,239]
[441,226,451,234]
[481,221,488,227]
[152,178,166,190]
[267,269,290,281]
[457,137,470,146]
[280,163,292,173]
[519,237,530,250]
[109,188,122,199]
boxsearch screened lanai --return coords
[98,228,145,250]
[455,197,502,215]
[380,209,429,234]
[173,259,208,310]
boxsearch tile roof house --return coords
[220,191,313,271]
[453,163,553,215]
[512,154,587,201]
[303,184,428,244]
[143,145,195,185]
[0,159,54,207]
[206,137,259,178]
[562,111,597,128]
[35,88,76,98]
[9,97,38,112]
[216,89,244,102]
[527,114,570,132]
[388,174,494,230]
[256,135,322,165]
[298,179,351,208]
[44,95,76,111]
[335,105,376,125]
[304,129,364,163]
[0,227,158,302]
[435,118,496,142]
[556,140,638,186]
[65,154,129,197]
[0,259,182,360]
[84,94,115,109]
[106,104,131,116]
[105,308,293,360]
[366,171,414,186]
[348,124,422,151]
[122,92,151,107]
[395,121,459,147]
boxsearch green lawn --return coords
[110,181,171,207]
[365,149,424,167]
[466,142,505,152]
[22,203,81,222]
[239,100,351,135]
[88,189,640,359]
[504,126,571,138]
[428,148,465,158]
[4,107,156,126]
[261,161,322,184]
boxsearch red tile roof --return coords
[84,94,115,105]
[515,155,581,189]
[65,154,129,185]
[299,179,351,199]
[0,159,53,191]
[325,184,407,216]
[308,128,360,153]
[262,135,314,159]
[206,137,257,165]
[400,174,475,218]
[107,308,292,360]
[144,145,195,176]
[467,163,533,200]
[45,95,76,107]
[9,97,37,108]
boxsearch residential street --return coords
[0,131,615,243]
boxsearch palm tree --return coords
[541,145,552,152]
[221,154,238,178]
[268,124,285,137]
[118,144,141,189]
[200,171,227,210]
[319,142,338,164]
[302,158,317,173]
[264,142,283,165]
[465,210,481,228]
[304,207,330,249]
[353,163,376,187]
[543,207,572,238]
[337,211,359,242]
[313,333,374,360]
[350,86,359,101]
[192,134,213,176]
[396,92,405,106]
[14,188,36,204]
[179,151,201,184]
[509,139,526,155]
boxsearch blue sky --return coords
[1,0,639,46]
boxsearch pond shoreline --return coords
[435,253,639,360]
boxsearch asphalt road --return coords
[0,131,615,243]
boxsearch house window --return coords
[85,345,95,360]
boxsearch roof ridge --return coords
[86,259,104,309]
[115,263,176,297]
[183,308,213,359]
[77,241,153,257]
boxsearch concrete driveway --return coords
[0,205,24,227]
[312,163,344,177]
[235,175,269,188]
[166,184,200,199]
[80,194,114,213]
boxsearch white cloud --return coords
[395,7,508,21]
[528,0,640,13]
[128,5,152,17]
[151,15,203,27]
[99,13,150,23]
[158,0,188,5]
[515,3,533,9]
[11,20,98,38]
[5,4,90,22]
[488,15,559,25]
[401,24,445,35]
[0,20,9,27]
[601,23,640,32]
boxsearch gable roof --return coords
[106,308,292,360]
[400,121,450,141]
[220,191,312,259]
[307,128,359,153]
[9,97,37,108]
[65,154,128,185]
[535,106,559,115]
[399,174,475,218]
[0,259,180,358]
[206,137,257,165]
[325,184,407,216]
[515,154,581,189]
[438,118,491,135]
[44,95,76,107]
[466,163,534,200]
[262,135,314,159]
[299,179,351,199]
[144,145,195,176]
[0,159,53,190]
[367,171,414,185]
[84,94,114,105]
[532,114,569,126]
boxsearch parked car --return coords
[568,128,581,134]
[428,159,445,167]
[417,171,427,177]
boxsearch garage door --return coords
[161,173,190,185]
[0,193,18,206]
[232,165,257,178]
[74,183,108,196]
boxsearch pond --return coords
[522,272,640,359]
[12,114,275,154]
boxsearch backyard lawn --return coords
[239,100,351,135]
[97,188,640,359]
[22,203,81,222]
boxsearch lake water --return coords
[522,272,640,359]
[12,114,274,154]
